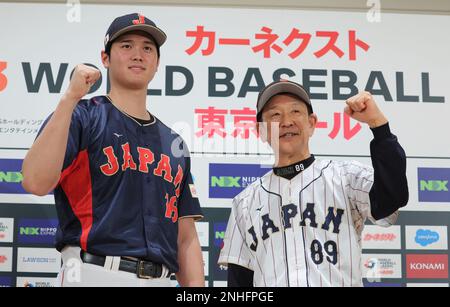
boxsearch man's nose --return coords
[280,114,294,128]
[131,49,144,61]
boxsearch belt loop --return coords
[104,256,113,270]
[111,256,121,272]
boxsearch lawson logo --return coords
[418,168,450,202]
[209,163,270,199]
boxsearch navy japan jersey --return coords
[38,95,202,273]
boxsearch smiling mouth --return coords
[280,132,299,138]
[129,66,145,71]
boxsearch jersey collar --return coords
[272,155,315,180]
[105,95,156,127]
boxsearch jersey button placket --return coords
[139,127,150,184]
[140,125,153,255]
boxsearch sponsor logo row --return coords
[1,160,450,203]
[1,276,448,288]
[0,249,448,286]
[0,247,61,273]
[0,218,58,244]
[196,221,450,282]
[207,164,450,203]
[1,217,448,251]
[0,276,57,287]
[196,222,450,251]
[362,225,448,250]
[363,254,449,279]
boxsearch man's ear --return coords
[308,113,318,137]
[101,50,110,69]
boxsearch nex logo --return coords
[0,171,23,183]
[215,231,225,240]
[20,227,40,235]
[420,180,448,192]
[211,176,240,188]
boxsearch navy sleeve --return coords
[177,145,203,219]
[227,263,254,287]
[369,123,409,220]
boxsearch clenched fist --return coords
[344,91,388,128]
[65,64,101,101]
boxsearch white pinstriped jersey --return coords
[218,159,398,287]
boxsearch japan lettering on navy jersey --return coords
[38,96,202,273]
[218,159,397,287]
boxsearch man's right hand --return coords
[65,64,101,102]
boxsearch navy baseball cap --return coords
[104,13,167,53]
[256,80,313,121]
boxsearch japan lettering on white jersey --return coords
[218,159,398,287]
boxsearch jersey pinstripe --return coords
[218,159,398,287]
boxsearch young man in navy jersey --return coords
[22,13,204,287]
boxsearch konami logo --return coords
[406,254,448,279]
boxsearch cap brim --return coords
[257,82,312,117]
[108,24,167,47]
